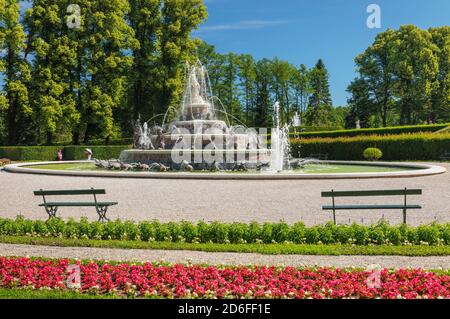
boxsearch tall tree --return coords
[346,78,375,128]
[254,59,272,128]
[195,39,226,107]
[126,0,161,125]
[305,59,333,126]
[270,58,294,124]
[237,54,256,124]
[80,0,137,142]
[352,29,396,127]
[0,0,32,145]
[158,0,207,117]
[221,53,241,124]
[391,25,439,125]
[429,26,450,123]
[25,0,80,144]
[290,64,311,126]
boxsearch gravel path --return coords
[0,163,449,226]
[0,243,448,269]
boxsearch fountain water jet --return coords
[268,102,291,172]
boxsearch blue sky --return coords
[193,0,450,106]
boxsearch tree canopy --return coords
[1,2,448,146]
[348,25,449,127]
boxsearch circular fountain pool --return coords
[4,161,446,180]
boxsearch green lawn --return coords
[0,288,121,299]
[25,162,414,174]
[1,235,449,256]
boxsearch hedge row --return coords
[294,124,449,139]
[2,133,449,161]
[0,217,449,246]
[292,133,450,160]
[63,146,129,160]
[0,146,61,161]
[52,138,134,146]
[0,145,130,161]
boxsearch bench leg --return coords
[44,206,58,220]
[96,206,110,223]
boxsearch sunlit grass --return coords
[24,162,415,174]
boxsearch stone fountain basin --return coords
[3,161,446,180]
[119,149,271,168]
[158,133,260,142]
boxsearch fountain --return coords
[119,61,271,170]
[268,102,291,172]
[4,63,446,178]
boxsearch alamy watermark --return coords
[66,4,81,30]
[170,126,269,165]
[366,264,382,289]
[66,264,81,289]
[367,4,381,29]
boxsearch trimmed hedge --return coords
[290,125,344,132]
[0,145,130,161]
[1,132,449,162]
[0,217,449,246]
[294,124,449,139]
[63,145,130,160]
[52,138,134,146]
[293,133,450,161]
[0,146,60,161]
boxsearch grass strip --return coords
[1,235,449,256]
[0,288,121,299]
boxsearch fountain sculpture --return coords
[119,62,271,170]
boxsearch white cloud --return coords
[196,20,290,33]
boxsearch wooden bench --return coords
[321,189,422,225]
[34,188,118,222]
[440,152,450,162]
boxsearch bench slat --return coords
[34,189,106,196]
[39,202,118,207]
[322,204,422,210]
[321,189,422,197]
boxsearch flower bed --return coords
[0,257,449,299]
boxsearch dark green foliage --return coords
[180,221,197,243]
[245,222,262,244]
[288,222,306,244]
[363,148,383,161]
[295,124,449,139]
[62,146,129,160]
[138,221,155,242]
[0,145,130,161]
[0,146,60,161]
[227,223,247,244]
[293,133,450,160]
[52,138,134,146]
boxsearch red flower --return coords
[0,257,448,299]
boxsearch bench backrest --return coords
[34,189,106,196]
[321,189,422,198]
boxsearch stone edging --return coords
[3,160,447,180]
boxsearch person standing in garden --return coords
[84,148,93,160]
[57,149,63,161]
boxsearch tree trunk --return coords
[6,97,18,145]
[46,131,53,145]
[72,131,81,145]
